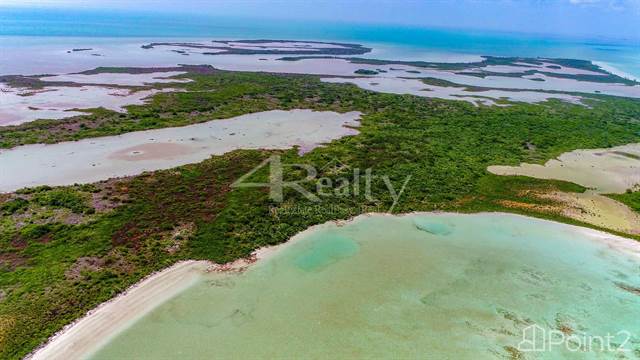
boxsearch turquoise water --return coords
[1,8,639,78]
[91,213,640,359]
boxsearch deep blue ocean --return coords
[1,7,639,77]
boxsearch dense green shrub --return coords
[1,69,640,359]
[0,198,29,215]
[33,189,89,214]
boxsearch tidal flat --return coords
[3,38,640,116]
[0,85,175,126]
[321,76,584,106]
[488,143,640,194]
[39,71,191,86]
[84,213,640,359]
[488,143,640,235]
[3,42,640,359]
[0,109,361,192]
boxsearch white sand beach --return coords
[593,61,640,82]
[27,260,211,360]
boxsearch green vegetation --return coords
[5,186,94,215]
[609,190,640,213]
[141,40,371,56]
[420,77,466,87]
[0,70,356,148]
[419,77,489,91]
[354,69,378,75]
[31,189,92,214]
[458,69,636,85]
[1,68,640,358]
[0,199,28,216]
[277,55,637,85]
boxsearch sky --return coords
[1,0,639,40]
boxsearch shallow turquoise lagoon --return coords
[91,213,640,359]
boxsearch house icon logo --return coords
[518,324,547,352]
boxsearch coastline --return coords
[27,211,640,359]
[26,227,318,360]
[593,60,640,82]
[0,109,362,193]
[3,12,640,359]
[27,260,212,360]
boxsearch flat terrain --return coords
[1,67,640,359]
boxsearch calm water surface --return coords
[91,213,640,359]
[1,9,639,77]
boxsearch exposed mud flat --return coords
[542,191,640,235]
[142,39,371,56]
[2,38,639,101]
[39,71,190,86]
[322,76,584,105]
[0,109,361,192]
[40,213,640,359]
[489,143,640,235]
[472,63,606,76]
[488,143,640,194]
[0,84,177,126]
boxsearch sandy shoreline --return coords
[27,211,640,359]
[26,230,315,360]
[593,61,640,82]
[27,260,212,360]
